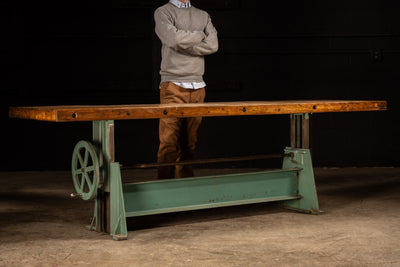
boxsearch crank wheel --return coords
[71,141,100,200]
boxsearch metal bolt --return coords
[242,107,247,112]
[70,193,83,198]
[163,110,168,115]
[72,113,78,119]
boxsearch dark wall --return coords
[2,0,399,170]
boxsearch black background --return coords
[1,0,399,170]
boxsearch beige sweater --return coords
[154,2,218,83]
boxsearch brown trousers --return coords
[157,82,205,179]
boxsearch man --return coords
[154,0,218,179]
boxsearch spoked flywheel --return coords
[71,140,100,200]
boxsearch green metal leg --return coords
[93,120,115,192]
[91,120,128,239]
[91,120,115,233]
[282,147,321,214]
[110,162,128,240]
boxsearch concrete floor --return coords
[0,167,399,266]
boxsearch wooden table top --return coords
[9,100,387,122]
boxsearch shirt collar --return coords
[169,0,191,8]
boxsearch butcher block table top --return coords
[9,100,387,122]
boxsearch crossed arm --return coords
[154,9,218,56]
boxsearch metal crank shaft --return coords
[122,153,294,170]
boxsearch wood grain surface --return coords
[9,100,387,122]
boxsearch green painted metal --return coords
[90,120,115,232]
[88,197,98,231]
[110,162,128,240]
[82,119,322,241]
[282,147,321,214]
[122,168,301,217]
[93,120,115,192]
[71,140,100,200]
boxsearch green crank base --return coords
[93,148,321,240]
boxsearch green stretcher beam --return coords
[109,147,320,240]
[122,168,301,217]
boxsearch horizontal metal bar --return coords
[122,168,301,217]
[122,153,294,169]
[125,195,301,217]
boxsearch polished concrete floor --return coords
[0,167,399,266]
